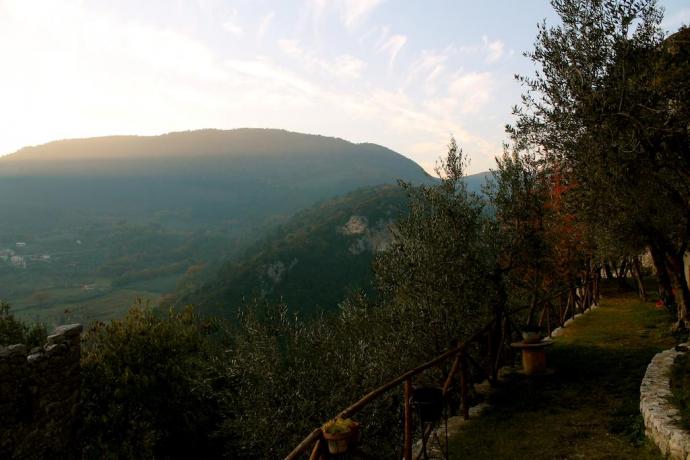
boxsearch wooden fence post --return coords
[546,302,552,337]
[491,318,504,384]
[460,350,470,420]
[443,354,461,397]
[403,378,413,460]
[308,440,322,460]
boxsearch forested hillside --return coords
[0,129,431,324]
[170,171,491,319]
[171,185,407,317]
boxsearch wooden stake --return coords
[403,378,413,460]
[308,440,322,460]
[546,301,552,337]
[460,351,470,420]
[443,354,461,396]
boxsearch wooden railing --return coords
[285,318,501,460]
[285,274,599,460]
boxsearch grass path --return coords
[448,291,677,459]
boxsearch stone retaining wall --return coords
[550,304,599,338]
[640,344,690,459]
[0,324,83,459]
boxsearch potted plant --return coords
[520,324,543,344]
[321,418,360,454]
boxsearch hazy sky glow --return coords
[1,0,688,173]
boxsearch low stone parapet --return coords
[0,323,83,459]
[640,344,690,459]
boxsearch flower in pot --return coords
[321,418,360,454]
[520,324,543,344]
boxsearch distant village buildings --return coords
[9,255,26,269]
[0,246,51,269]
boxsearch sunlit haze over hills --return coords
[0,0,688,173]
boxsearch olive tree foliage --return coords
[0,301,46,348]
[80,305,225,459]
[486,149,554,319]
[487,142,598,326]
[510,0,690,327]
[373,138,498,353]
[213,299,431,458]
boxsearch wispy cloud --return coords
[425,71,494,115]
[483,36,504,63]
[222,10,244,37]
[405,49,451,94]
[303,0,385,32]
[454,35,506,64]
[378,33,407,68]
[277,38,304,57]
[302,0,328,37]
[277,38,365,79]
[333,54,366,79]
[339,0,385,29]
[257,11,275,39]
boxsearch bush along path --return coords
[448,291,677,459]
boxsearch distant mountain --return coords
[460,171,492,199]
[173,171,492,319]
[0,129,431,228]
[0,129,433,324]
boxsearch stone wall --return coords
[0,324,83,459]
[640,343,690,459]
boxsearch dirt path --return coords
[447,292,676,459]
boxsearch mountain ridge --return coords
[0,129,427,173]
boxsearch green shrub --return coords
[80,304,225,459]
[0,301,46,348]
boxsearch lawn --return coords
[448,290,677,459]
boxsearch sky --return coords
[0,0,688,174]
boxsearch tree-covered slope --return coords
[173,171,491,319]
[171,185,407,317]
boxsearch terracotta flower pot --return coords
[322,421,360,454]
[323,430,351,454]
[521,331,541,344]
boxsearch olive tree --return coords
[511,0,690,328]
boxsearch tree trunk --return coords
[617,258,627,278]
[632,256,646,301]
[665,251,690,332]
[649,243,674,305]
[603,261,614,280]
[593,268,601,305]
[617,257,632,291]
